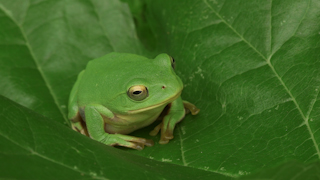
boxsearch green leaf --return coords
[0,0,144,126]
[120,0,157,51]
[1,0,320,179]
[129,0,320,176]
[241,161,320,180]
[0,95,230,180]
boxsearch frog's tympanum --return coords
[68,53,199,150]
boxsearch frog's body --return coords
[68,53,199,150]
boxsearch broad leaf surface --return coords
[129,0,320,176]
[0,95,228,180]
[0,0,320,179]
[0,0,144,126]
[241,161,320,180]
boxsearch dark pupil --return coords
[133,91,142,95]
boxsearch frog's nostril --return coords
[162,86,166,89]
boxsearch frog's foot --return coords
[149,122,173,144]
[183,101,200,115]
[100,134,154,150]
[150,112,184,144]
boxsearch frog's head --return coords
[109,53,183,114]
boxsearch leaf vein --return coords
[203,0,267,60]
[0,4,70,125]
[204,0,320,159]
[0,131,107,180]
[178,126,188,166]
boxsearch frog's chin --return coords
[127,91,182,114]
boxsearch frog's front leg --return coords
[85,104,154,150]
[149,97,186,144]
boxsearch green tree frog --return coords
[68,53,199,150]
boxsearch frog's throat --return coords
[127,91,182,114]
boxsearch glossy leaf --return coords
[0,95,229,180]
[129,0,320,176]
[0,0,144,126]
[0,0,320,179]
[242,161,320,180]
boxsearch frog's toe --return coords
[159,136,171,144]
[164,130,174,139]
[145,139,154,146]
[116,134,154,149]
[183,101,200,115]
[123,139,153,149]
[159,139,169,144]
[112,141,144,150]
[159,129,174,144]
[149,129,159,136]
[149,123,162,136]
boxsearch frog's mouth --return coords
[127,91,182,114]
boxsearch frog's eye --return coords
[170,56,175,69]
[127,85,148,101]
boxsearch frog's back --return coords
[87,52,149,71]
